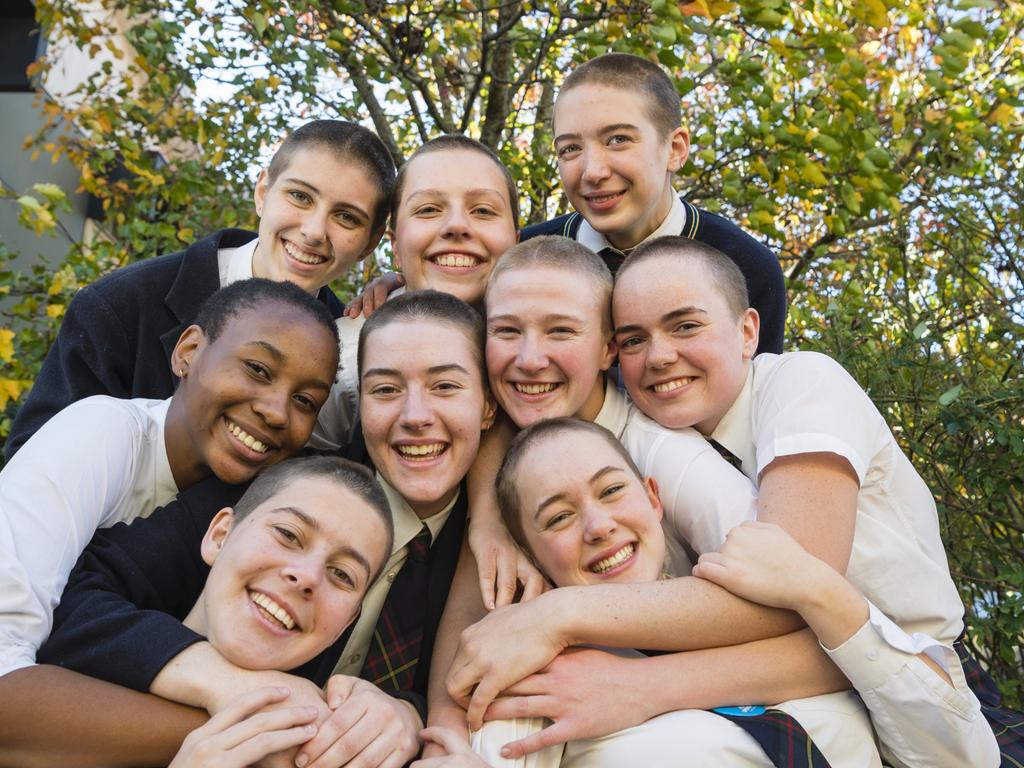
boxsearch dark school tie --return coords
[715,707,832,767]
[707,437,744,471]
[597,246,626,274]
[360,524,431,693]
[953,638,1024,766]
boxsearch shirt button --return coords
[866,649,879,661]
[349,654,362,664]
[386,571,397,582]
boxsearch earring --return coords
[178,367,186,378]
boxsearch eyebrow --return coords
[614,306,708,336]
[243,341,332,390]
[282,178,370,219]
[488,313,583,325]
[406,188,506,202]
[363,364,472,378]
[279,507,373,578]
[533,466,623,520]
[554,123,642,144]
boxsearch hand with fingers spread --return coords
[446,592,570,731]
[293,675,422,768]
[169,687,318,768]
[469,515,547,611]
[411,727,492,768]
[481,647,653,759]
[345,272,405,318]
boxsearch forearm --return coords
[0,665,205,768]
[151,641,261,710]
[547,575,804,652]
[427,538,484,732]
[638,628,849,717]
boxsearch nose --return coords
[646,334,678,369]
[582,503,616,543]
[399,387,434,430]
[252,387,289,430]
[514,333,549,373]
[581,147,611,186]
[300,206,329,244]
[440,207,472,239]
[283,554,321,597]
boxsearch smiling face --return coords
[613,255,758,434]
[512,428,666,587]
[391,148,518,307]
[251,146,385,294]
[167,302,338,488]
[360,319,495,518]
[188,476,390,672]
[553,84,689,251]
[486,266,615,428]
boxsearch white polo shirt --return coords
[0,395,178,676]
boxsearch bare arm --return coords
[487,629,850,757]
[0,665,206,768]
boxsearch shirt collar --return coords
[709,365,756,478]
[219,237,258,288]
[377,472,457,552]
[592,376,630,439]
[576,191,689,254]
[153,397,179,494]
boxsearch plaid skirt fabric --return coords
[955,640,1024,766]
[715,707,832,767]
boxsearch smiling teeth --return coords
[590,544,635,574]
[433,254,481,268]
[397,443,446,459]
[250,591,296,630]
[653,378,693,393]
[284,240,326,265]
[227,421,269,453]
[514,383,557,395]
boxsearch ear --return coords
[387,229,402,270]
[201,508,236,567]
[740,308,759,361]
[643,476,664,523]
[599,334,618,372]
[170,324,206,380]
[480,391,498,432]
[666,127,690,173]
[253,169,270,218]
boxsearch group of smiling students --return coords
[0,53,1014,768]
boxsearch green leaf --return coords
[938,384,963,406]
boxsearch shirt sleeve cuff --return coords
[0,646,37,679]
[823,600,953,691]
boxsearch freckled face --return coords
[554,84,688,251]
[613,256,757,434]
[167,303,338,489]
[486,266,615,428]
[513,429,666,587]
[252,146,385,294]
[360,319,495,518]
[392,149,517,307]
[190,477,391,672]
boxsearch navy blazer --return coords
[521,201,787,356]
[5,230,345,461]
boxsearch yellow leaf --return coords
[48,272,65,295]
[46,304,66,319]
[0,379,30,410]
[803,162,829,186]
[988,103,1017,127]
[0,329,14,362]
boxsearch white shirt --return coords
[709,351,965,643]
[0,396,178,676]
[215,237,258,288]
[593,380,758,576]
[825,601,999,768]
[577,191,688,254]
[331,474,456,676]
